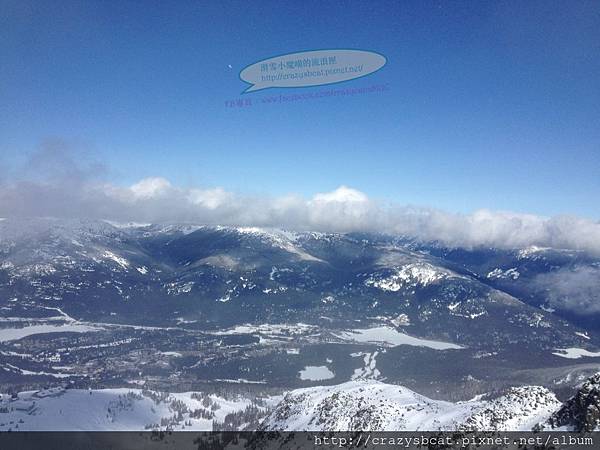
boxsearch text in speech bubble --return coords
[240,49,386,93]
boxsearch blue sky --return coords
[1,0,599,218]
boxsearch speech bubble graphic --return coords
[240,49,386,93]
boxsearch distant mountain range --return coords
[1,217,600,419]
[1,218,598,343]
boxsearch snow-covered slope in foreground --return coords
[260,380,561,431]
[0,387,278,431]
[6,377,600,432]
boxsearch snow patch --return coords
[334,326,463,350]
[102,251,129,270]
[0,323,102,343]
[365,263,451,291]
[299,366,335,381]
[552,348,600,359]
[487,268,520,280]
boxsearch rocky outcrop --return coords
[544,373,600,432]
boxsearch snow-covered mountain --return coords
[259,380,560,431]
[258,372,600,433]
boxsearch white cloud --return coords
[2,146,600,255]
[2,174,600,255]
[130,177,172,199]
[311,185,369,204]
[187,187,232,209]
[534,267,600,314]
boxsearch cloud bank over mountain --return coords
[1,144,600,254]
[534,267,600,314]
